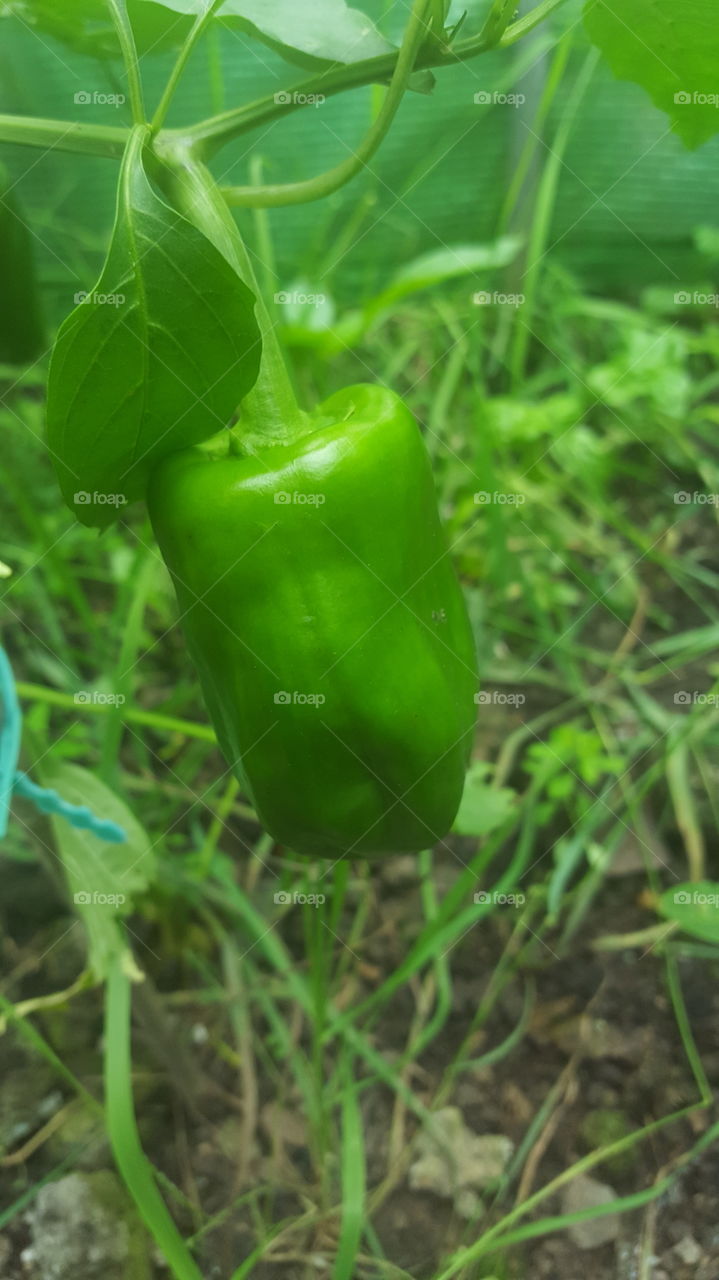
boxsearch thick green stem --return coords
[0,114,128,157]
[155,145,306,443]
[221,0,432,209]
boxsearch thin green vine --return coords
[105,0,145,127]
[220,0,432,208]
[151,0,225,135]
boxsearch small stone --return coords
[561,1174,620,1249]
[673,1235,702,1265]
[409,1107,512,1218]
[27,1171,151,1279]
[380,855,420,887]
[455,1187,484,1220]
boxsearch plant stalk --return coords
[221,0,432,209]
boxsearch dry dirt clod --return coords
[561,1174,621,1250]
[408,1106,513,1219]
[25,1171,151,1280]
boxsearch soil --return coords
[1,848,718,1280]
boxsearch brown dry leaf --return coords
[529,996,578,1046]
[502,1081,534,1125]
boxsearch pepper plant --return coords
[2,1,719,1276]
[2,0,715,859]
[3,0,570,862]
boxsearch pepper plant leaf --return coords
[0,0,191,57]
[657,881,719,944]
[141,0,395,68]
[453,761,517,838]
[38,761,155,981]
[584,0,719,149]
[47,128,261,528]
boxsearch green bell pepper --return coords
[148,383,476,858]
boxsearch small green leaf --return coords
[47,127,261,527]
[657,881,719,944]
[39,761,156,980]
[584,0,719,149]
[306,238,524,354]
[387,237,524,300]
[142,0,395,67]
[453,761,517,837]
